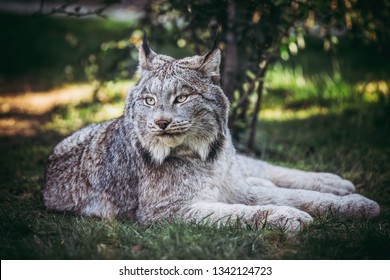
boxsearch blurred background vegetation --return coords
[1,0,389,259]
[1,0,389,151]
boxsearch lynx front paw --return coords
[307,172,356,195]
[337,194,380,218]
[259,206,313,233]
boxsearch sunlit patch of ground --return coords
[260,106,330,121]
[0,84,93,136]
[0,118,42,137]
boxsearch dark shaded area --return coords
[0,12,136,92]
[281,37,389,83]
[0,4,389,259]
[1,102,390,259]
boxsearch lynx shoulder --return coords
[43,36,379,232]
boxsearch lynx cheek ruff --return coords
[43,35,379,233]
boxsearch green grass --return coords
[1,82,390,259]
[1,13,389,260]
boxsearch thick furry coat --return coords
[43,39,379,233]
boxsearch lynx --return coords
[43,36,379,232]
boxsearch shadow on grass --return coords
[1,101,390,259]
[256,103,390,200]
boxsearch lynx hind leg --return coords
[236,155,355,195]
[184,202,313,233]
[248,186,380,219]
[303,172,356,195]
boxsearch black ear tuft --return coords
[212,30,220,50]
[204,31,220,63]
[142,31,151,57]
[139,32,156,71]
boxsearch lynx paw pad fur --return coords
[308,172,356,195]
[260,206,313,233]
[337,194,380,218]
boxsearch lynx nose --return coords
[155,119,171,130]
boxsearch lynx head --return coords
[125,35,229,164]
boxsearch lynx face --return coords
[43,35,380,230]
[126,47,229,164]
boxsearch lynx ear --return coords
[198,48,221,85]
[139,33,156,71]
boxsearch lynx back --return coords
[43,36,379,233]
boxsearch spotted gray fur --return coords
[43,41,380,233]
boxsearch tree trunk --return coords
[222,0,238,102]
[247,74,265,151]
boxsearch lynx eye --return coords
[174,95,188,104]
[144,97,156,106]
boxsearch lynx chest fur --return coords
[44,37,379,233]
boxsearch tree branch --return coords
[245,9,303,152]
[35,0,113,18]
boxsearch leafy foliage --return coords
[11,0,389,150]
[138,0,390,149]
[0,2,389,260]
[1,87,389,259]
